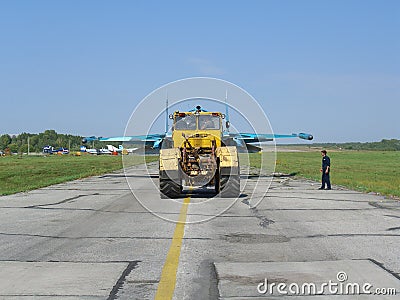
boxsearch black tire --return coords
[160,179,181,199]
[220,175,240,198]
[214,169,220,194]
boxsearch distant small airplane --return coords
[43,146,69,155]
[79,145,138,155]
[80,146,98,155]
[99,148,112,155]
[107,145,138,154]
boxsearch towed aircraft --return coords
[82,103,313,153]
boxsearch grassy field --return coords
[0,154,158,196]
[1,151,399,198]
[248,151,400,198]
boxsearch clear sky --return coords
[0,1,399,143]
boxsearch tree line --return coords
[0,130,82,153]
[0,130,112,153]
[311,139,400,151]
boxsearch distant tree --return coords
[0,131,88,152]
[29,135,39,152]
[19,144,28,154]
[0,134,12,150]
[8,143,18,153]
[56,137,64,147]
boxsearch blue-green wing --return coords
[82,134,166,148]
[228,132,313,143]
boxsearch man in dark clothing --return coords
[319,150,331,190]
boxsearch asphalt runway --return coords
[0,163,399,299]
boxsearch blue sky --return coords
[0,1,399,142]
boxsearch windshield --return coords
[199,115,220,130]
[175,115,197,130]
[175,114,220,130]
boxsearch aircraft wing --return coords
[223,132,313,152]
[82,134,166,148]
[228,132,313,143]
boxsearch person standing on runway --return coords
[319,150,331,190]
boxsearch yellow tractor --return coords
[159,106,240,198]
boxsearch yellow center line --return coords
[155,192,192,300]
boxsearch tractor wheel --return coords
[220,175,240,198]
[160,179,181,199]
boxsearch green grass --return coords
[2,151,399,198]
[0,154,158,196]
[247,151,400,198]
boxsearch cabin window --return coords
[175,115,197,130]
[199,115,220,130]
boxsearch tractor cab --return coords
[170,107,224,150]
